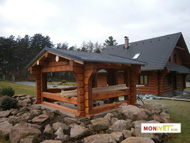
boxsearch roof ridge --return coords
[116,32,182,46]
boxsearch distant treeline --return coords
[0,34,117,81]
[0,34,117,82]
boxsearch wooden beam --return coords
[175,46,185,50]
[41,65,71,73]
[60,90,77,97]
[46,61,69,67]
[92,84,129,93]
[92,90,130,101]
[92,100,129,114]
[42,92,77,104]
[42,101,77,114]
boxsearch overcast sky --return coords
[0,0,190,48]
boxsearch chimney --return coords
[124,36,129,49]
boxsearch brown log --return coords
[60,90,77,97]
[92,84,129,93]
[42,92,77,104]
[42,101,77,114]
[92,100,129,114]
[41,65,71,73]
[92,90,130,101]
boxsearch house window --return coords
[167,74,172,85]
[174,54,177,63]
[139,75,148,85]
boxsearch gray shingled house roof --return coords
[27,47,145,68]
[166,65,190,74]
[102,32,190,73]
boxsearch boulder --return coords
[118,105,148,120]
[122,130,132,139]
[84,134,116,143]
[142,103,161,114]
[29,108,42,118]
[13,94,26,98]
[32,114,49,123]
[10,109,19,115]
[8,116,22,124]
[30,104,41,110]
[104,113,114,122]
[17,98,31,107]
[20,112,31,122]
[9,126,41,143]
[121,137,155,143]
[44,124,53,134]
[41,140,62,143]
[20,107,29,112]
[152,114,161,122]
[64,117,79,124]
[111,132,124,142]
[91,118,110,131]
[55,127,68,140]
[16,122,41,129]
[160,105,168,113]
[160,112,171,123]
[20,135,38,143]
[0,110,11,118]
[111,117,118,124]
[42,110,55,119]
[0,117,8,123]
[109,120,133,132]
[0,121,13,138]
[52,122,69,131]
[70,124,89,138]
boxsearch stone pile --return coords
[0,94,172,143]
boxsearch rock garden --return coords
[0,93,172,143]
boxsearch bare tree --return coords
[56,42,68,50]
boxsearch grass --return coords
[0,81,36,96]
[47,81,76,86]
[145,99,190,143]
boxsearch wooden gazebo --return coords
[27,47,144,118]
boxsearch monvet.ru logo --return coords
[141,123,181,133]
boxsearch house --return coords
[27,47,145,117]
[102,32,190,95]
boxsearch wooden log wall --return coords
[161,75,173,94]
[137,71,159,95]
[97,72,124,87]
[97,73,107,87]
[176,74,185,90]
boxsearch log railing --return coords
[91,84,130,114]
[42,84,130,116]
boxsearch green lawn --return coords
[145,99,190,143]
[0,81,36,96]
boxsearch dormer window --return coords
[133,53,141,59]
